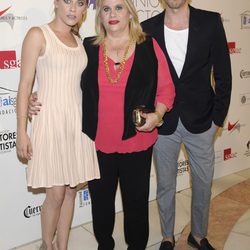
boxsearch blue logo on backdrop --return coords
[89,0,96,9]
[78,187,91,207]
[83,189,89,201]
[0,86,17,116]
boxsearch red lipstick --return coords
[108,20,119,25]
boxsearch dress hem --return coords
[27,176,100,189]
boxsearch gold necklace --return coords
[103,40,132,84]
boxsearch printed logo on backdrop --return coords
[23,205,42,218]
[240,93,250,106]
[0,86,17,116]
[0,6,27,29]
[0,50,21,69]
[227,120,239,133]
[215,150,223,164]
[224,148,237,161]
[88,0,162,20]
[0,130,16,153]
[89,0,97,9]
[78,187,91,207]
[224,120,246,133]
[177,159,189,176]
[240,70,250,79]
[240,11,250,29]
[132,0,161,21]
[228,42,241,54]
[244,141,250,157]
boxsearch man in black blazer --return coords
[141,0,231,249]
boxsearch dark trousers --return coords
[88,147,153,250]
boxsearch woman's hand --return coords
[28,92,42,119]
[136,112,162,132]
[16,132,33,161]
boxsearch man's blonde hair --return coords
[159,0,167,9]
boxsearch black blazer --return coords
[81,36,158,140]
[141,5,232,135]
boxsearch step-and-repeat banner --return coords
[0,0,249,249]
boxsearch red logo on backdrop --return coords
[0,6,11,16]
[0,50,20,69]
[228,42,241,54]
[227,120,239,132]
[0,6,14,28]
[0,6,27,29]
[225,120,246,133]
[224,148,237,161]
[224,148,231,160]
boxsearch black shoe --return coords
[187,233,215,250]
[159,238,175,250]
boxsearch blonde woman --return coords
[16,1,100,249]
[81,0,175,248]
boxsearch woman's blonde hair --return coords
[54,0,88,37]
[71,11,87,37]
[93,0,146,45]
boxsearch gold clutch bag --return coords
[132,105,151,127]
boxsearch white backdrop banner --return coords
[0,0,250,249]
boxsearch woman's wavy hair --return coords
[54,0,89,37]
[93,0,146,45]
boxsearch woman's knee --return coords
[45,186,66,208]
[64,186,77,201]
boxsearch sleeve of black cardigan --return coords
[211,13,232,127]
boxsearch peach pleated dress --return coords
[27,24,100,188]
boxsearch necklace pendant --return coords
[103,39,132,84]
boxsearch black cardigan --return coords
[81,36,158,140]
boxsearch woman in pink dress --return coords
[16,1,100,249]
